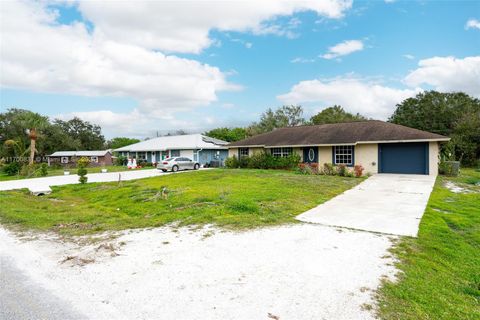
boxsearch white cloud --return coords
[0,1,239,118]
[56,109,205,138]
[320,40,364,59]
[403,54,415,60]
[278,55,480,120]
[291,57,316,63]
[465,19,480,30]
[277,77,420,119]
[404,56,480,97]
[78,0,353,54]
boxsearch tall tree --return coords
[203,127,247,142]
[16,112,49,164]
[310,105,366,125]
[107,137,140,149]
[0,109,35,148]
[248,105,305,135]
[54,117,105,150]
[390,91,480,165]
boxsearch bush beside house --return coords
[225,153,301,170]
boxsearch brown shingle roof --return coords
[228,120,449,147]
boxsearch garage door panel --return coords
[379,143,428,174]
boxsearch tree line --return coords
[0,108,140,164]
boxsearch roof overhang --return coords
[115,147,228,152]
[228,138,450,149]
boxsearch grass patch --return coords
[0,169,362,236]
[378,168,480,320]
[0,165,151,181]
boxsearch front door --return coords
[303,147,318,163]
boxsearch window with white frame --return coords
[271,147,293,158]
[170,150,180,157]
[137,152,146,160]
[61,156,69,164]
[238,148,249,158]
[90,156,98,163]
[333,146,354,165]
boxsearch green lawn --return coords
[0,165,151,181]
[378,168,480,320]
[0,169,362,236]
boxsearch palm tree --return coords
[4,139,28,158]
[17,113,49,165]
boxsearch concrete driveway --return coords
[297,174,436,237]
[0,168,208,193]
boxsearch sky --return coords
[0,0,479,139]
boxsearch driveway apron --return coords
[297,174,436,237]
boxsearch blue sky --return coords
[1,0,479,138]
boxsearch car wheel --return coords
[194,163,200,170]
[172,165,179,172]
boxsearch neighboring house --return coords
[227,120,450,175]
[114,134,228,165]
[48,150,113,167]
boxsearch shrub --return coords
[115,156,127,166]
[323,163,336,175]
[296,162,322,175]
[226,152,300,170]
[77,157,89,184]
[247,152,270,169]
[296,163,312,175]
[439,160,460,176]
[225,156,239,168]
[2,162,21,176]
[354,165,364,178]
[238,156,250,168]
[337,164,348,177]
[20,164,37,177]
[345,170,355,178]
[39,163,48,176]
[277,153,301,170]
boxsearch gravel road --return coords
[0,256,85,320]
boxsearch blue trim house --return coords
[115,134,228,166]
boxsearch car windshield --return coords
[164,158,174,162]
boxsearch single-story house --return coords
[114,134,229,165]
[48,150,113,167]
[227,120,450,175]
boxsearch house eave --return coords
[228,138,450,149]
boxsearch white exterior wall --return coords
[355,144,379,174]
[228,148,237,158]
[318,146,332,165]
[429,142,440,176]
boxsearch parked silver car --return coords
[157,157,200,172]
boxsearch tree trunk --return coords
[28,128,37,165]
[29,138,35,165]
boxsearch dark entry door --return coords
[379,142,428,174]
[303,147,318,163]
